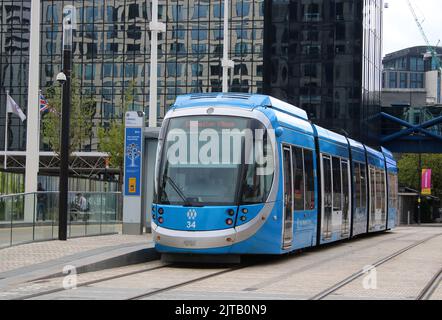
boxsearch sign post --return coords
[123,111,145,234]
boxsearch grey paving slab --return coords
[29,266,227,300]
[0,260,165,300]
[430,281,442,300]
[0,233,155,288]
[325,235,442,300]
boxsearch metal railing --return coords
[0,191,122,248]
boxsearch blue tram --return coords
[151,93,398,256]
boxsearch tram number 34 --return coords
[186,209,197,229]
[186,221,196,229]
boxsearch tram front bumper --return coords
[152,222,237,250]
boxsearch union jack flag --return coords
[40,94,50,114]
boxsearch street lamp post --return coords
[148,0,166,128]
[417,118,422,225]
[58,6,76,241]
[222,0,234,92]
[418,152,422,225]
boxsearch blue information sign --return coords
[124,127,142,196]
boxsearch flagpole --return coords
[4,90,9,170]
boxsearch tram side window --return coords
[293,147,305,211]
[394,174,399,208]
[304,149,315,210]
[354,162,361,208]
[388,173,392,208]
[341,160,350,215]
[323,156,332,208]
[370,167,376,216]
[381,170,386,214]
[332,157,342,211]
[388,173,395,209]
[360,164,367,209]
[375,169,383,213]
[241,129,274,204]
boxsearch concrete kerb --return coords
[35,245,160,280]
[0,242,159,288]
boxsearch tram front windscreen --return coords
[156,115,274,207]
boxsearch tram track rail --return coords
[243,230,421,292]
[12,263,170,300]
[13,263,249,300]
[126,265,247,300]
[309,232,442,300]
[416,266,442,300]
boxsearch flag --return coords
[39,93,50,114]
[422,169,432,195]
[6,93,27,122]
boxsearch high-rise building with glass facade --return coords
[266,0,382,144]
[0,0,382,157]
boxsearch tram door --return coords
[282,147,294,249]
[321,155,333,240]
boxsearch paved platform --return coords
[0,233,156,289]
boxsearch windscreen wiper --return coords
[163,175,193,207]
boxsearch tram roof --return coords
[172,93,309,120]
[348,138,365,151]
[381,147,395,161]
[313,125,349,146]
[365,145,385,161]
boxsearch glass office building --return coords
[0,1,30,151]
[266,0,383,144]
[0,0,382,155]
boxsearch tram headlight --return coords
[226,218,233,226]
[158,208,164,215]
[227,209,235,216]
[158,216,164,224]
[242,208,248,214]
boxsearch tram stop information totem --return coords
[123,111,145,234]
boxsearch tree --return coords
[97,80,137,187]
[42,74,96,155]
[397,153,442,200]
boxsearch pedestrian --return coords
[37,183,47,221]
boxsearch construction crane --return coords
[406,0,442,73]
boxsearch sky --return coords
[383,0,442,56]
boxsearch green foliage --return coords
[97,120,125,170]
[42,74,96,155]
[97,80,137,173]
[397,154,442,199]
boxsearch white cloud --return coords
[383,0,442,56]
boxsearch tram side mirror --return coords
[275,127,284,137]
